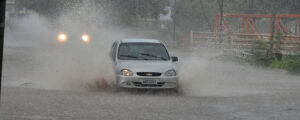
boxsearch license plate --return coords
[142,79,157,84]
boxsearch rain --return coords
[1,0,300,119]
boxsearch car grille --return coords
[137,72,161,76]
[133,82,165,87]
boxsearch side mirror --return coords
[171,56,178,62]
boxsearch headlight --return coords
[120,69,133,76]
[57,33,67,43]
[81,34,90,43]
[165,69,176,76]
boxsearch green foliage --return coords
[109,0,167,26]
[16,0,300,30]
[272,32,285,53]
[248,40,273,66]
[173,0,217,31]
[270,57,300,74]
[172,0,300,32]
[243,27,300,74]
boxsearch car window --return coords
[112,42,117,61]
[118,43,170,61]
[110,42,117,61]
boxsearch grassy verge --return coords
[219,38,300,74]
[270,57,300,74]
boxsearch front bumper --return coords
[116,75,178,89]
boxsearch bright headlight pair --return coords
[57,33,90,43]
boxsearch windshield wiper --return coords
[119,55,139,59]
[119,55,148,60]
[140,53,167,60]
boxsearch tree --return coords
[173,0,218,31]
[17,0,168,27]
[17,0,83,17]
[287,0,300,14]
[109,0,167,26]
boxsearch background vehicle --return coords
[57,32,91,44]
[110,39,179,92]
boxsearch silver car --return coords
[110,39,179,92]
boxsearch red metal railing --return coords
[215,14,300,41]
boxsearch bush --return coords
[244,33,300,74]
[248,40,274,66]
[270,58,300,74]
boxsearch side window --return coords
[110,42,117,61]
[112,43,118,61]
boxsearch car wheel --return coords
[115,79,121,92]
[172,87,179,94]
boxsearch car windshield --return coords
[118,43,170,61]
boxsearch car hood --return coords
[117,60,175,73]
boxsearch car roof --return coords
[120,39,161,43]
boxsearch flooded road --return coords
[1,87,300,120]
[1,45,300,120]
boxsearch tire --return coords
[116,85,122,92]
[115,79,121,92]
[164,88,179,94]
[116,86,120,92]
[172,87,179,94]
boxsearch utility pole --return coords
[269,12,277,58]
[248,0,254,13]
[218,0,224,42]
[134,0,138,35]
[173,0,176,41]
[199,0,212,32]
[0,0,7,104]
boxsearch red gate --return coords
[215,14,300,41]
